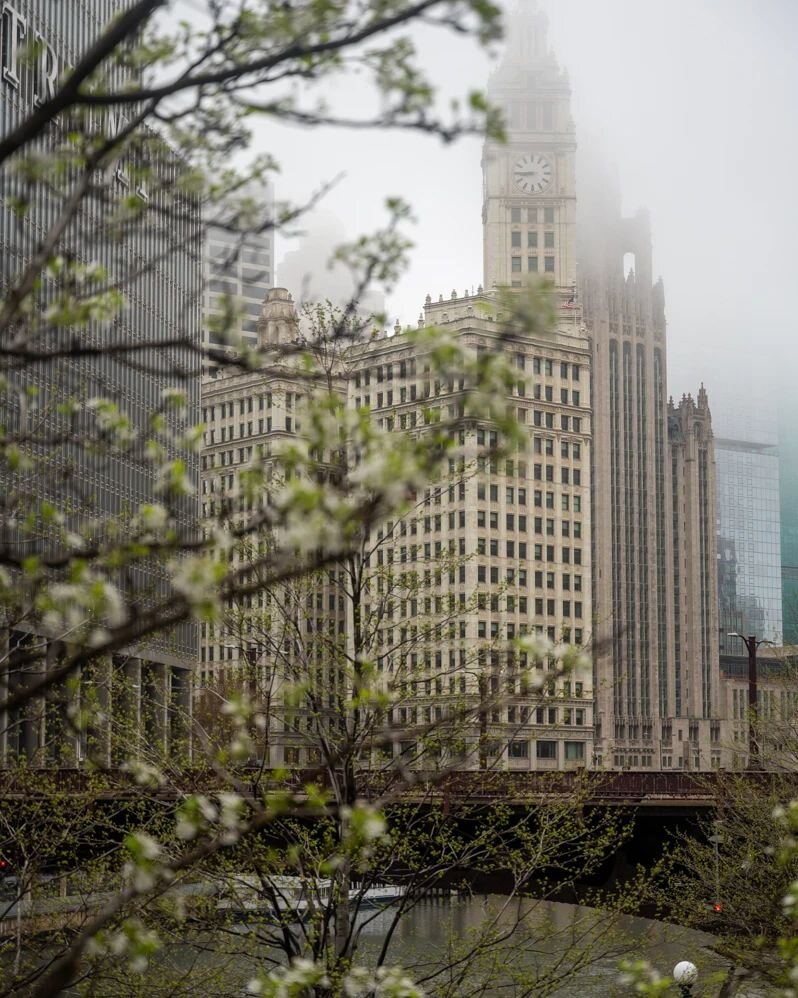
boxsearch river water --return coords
[346,896,731,996]
[140,895,774,997]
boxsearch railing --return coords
[0,766,791,805]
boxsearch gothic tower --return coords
[483,2,576,295]
[484,2,722,770]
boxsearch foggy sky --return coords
[263,0,798,404]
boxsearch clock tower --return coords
[482,1,576,294]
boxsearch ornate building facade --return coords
[486,2,721,769]
[200,286,595,771]
[200,0,723,773]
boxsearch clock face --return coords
[513,153,552,194]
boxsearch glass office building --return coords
[0,1,202,762]
[712,379,783,654]
[779,400,798,645]
[204,178,274,369]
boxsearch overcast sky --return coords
[268,0,798,402]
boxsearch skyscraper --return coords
[0,1,202,765]
[710,379,783,653]
[487,1,720,769]
[204,178,275,361]
[779,400,798,644]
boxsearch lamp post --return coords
[708,824,725,913]
[673,961,698,997]
[728,633,774,771]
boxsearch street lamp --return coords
[728,633,775,770]
[673,961,698,997]
[708,824,725,912]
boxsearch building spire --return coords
[493,0,558,83]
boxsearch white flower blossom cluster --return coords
[86,918,161,974]
[122,759,166,788]
[514,632,591,691]
[247,957,329,996]
[174,791,245,844]
[123,832,166,893]
[37,566,127,646]
[616,958,669,995]
[344,965,425,997]
[170,555,227,618]
[246,960,424,998]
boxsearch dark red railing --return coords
[0,766,790,807]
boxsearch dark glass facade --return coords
[712,384,782,654]
[0,1,202,668]
[779,401,798,644]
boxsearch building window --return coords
[511,231,521,247]
[509,740,529,759]
[511,207,522,223]
[544,256,555,273]
[512,257,522,272]
[528,231,538,248]
[544,231,554,248]
[544,207,555,224]
[565,741,584,761]
[528,256,538,272]
[527,208,538,224]
[536,740,557,760]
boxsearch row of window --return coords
[353,354,579,388]
[505,705,587,725]
[511,230,555,249]
[523,385,582,405]
[475,559,584,585]
[512,256,554,274]
[472,512,583,535]
[475,487,583,509]
[203,414,296,447]
[508,740,586,761]
[476,601,584,631]
[510,207,556,225]
[375,541,580,572]
[278,740,587,767]
[513,357,580,379]
[473,589,583,614]
[365,382,582,409]
[202,393,296,422]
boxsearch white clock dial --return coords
[513,153,552,194]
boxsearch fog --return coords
[263,0,798,407]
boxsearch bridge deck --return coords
[0,768,784,810]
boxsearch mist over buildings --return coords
[277,210,386,319]
[266,0,797,406]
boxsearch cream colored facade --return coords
[350,294,594,771]
[200,284,594,771]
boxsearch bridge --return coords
[0,767,786,815]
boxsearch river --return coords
[136,895,776,997]
[7,892,777,995]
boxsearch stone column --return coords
[170,667,192,763]
[142,662,168,761]
[112,656,141,767]
[86,658,113,768]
